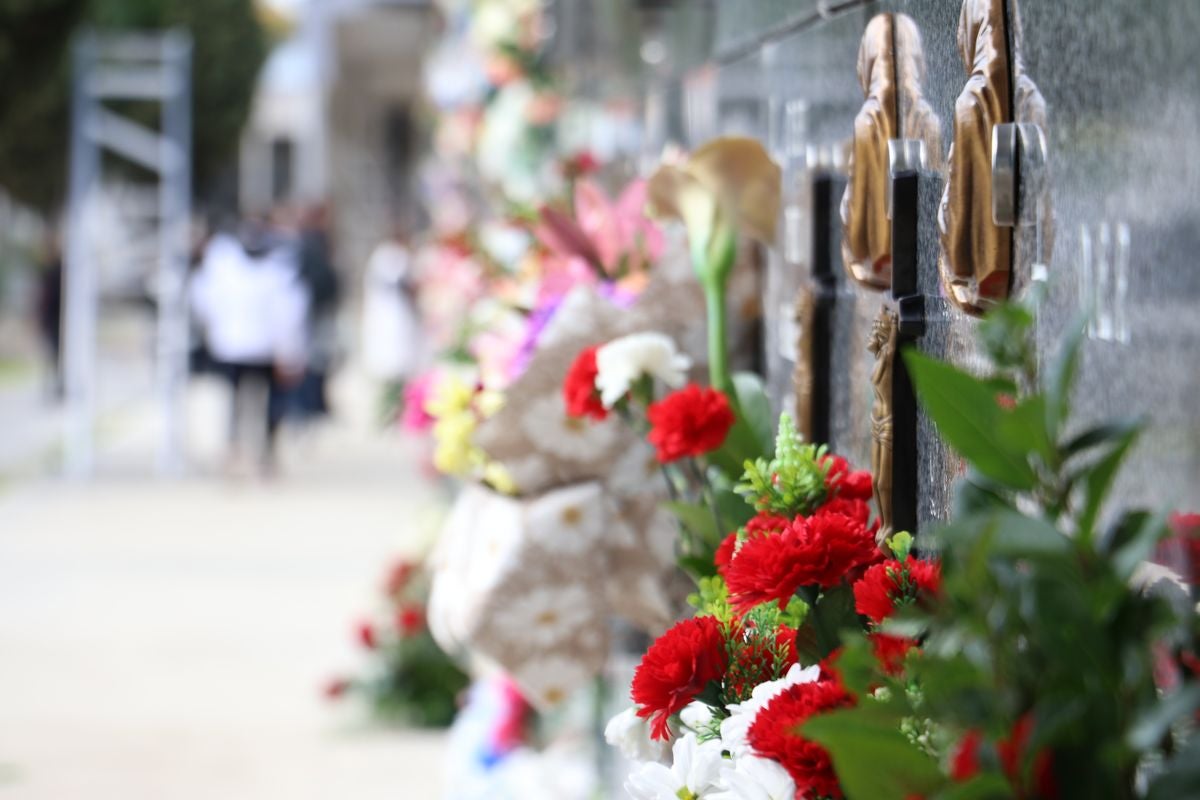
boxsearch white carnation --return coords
[595,332,691,407]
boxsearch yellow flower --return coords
[483,461,518,495]
[432,411,479,477]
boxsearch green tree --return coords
[0,0,268,214]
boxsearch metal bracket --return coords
[991,122,1048,228]
[808,171,845,448]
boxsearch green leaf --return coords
[713,487,755,532]
[1045,315,1086,439]
[938,774,1017,799]
[1077,419,1142,539]
[1128,685,1200,751]
[801,707,945,799]
[996,395,1054,465]
[663,501,719,549]
[1147,733,1200,800]
[678,555,718,581]
[936,510,1069,561]
[1061,419,1140,459]
[1111,508,1169,581]
[794,584,860,663]
[732,371,776,456]
[904,350,1037,490]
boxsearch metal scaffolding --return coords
[63,30,193,477]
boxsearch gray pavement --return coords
[0,372,449,799]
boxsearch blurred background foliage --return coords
[0,0,270,214]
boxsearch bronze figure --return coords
[867,306,899,542]
[938,0,1046,314]
[842,14,942,292]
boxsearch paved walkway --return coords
[0,374,449,799]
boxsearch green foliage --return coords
[688,575,733,624]
[803,298,1199,799]
[0,0,267,212]
[735,413,830,517]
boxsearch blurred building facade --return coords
[240,0,435,275]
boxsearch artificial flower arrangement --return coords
[602,295,1200,799]
[324,558,470,728]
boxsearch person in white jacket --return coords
[191,221,309,472]
[360,225,422,385]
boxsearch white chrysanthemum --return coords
[711,756,795,800]
[626,733,725,799]
[596,332,691,407]
[519,393,622,462]
[493,584,596,648]
[605,707,671,764]
[721,663,821,758]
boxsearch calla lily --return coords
[647,137,781,394]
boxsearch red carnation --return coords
[726,520,825,612]
[869,632,918,676]
[853,557,941,624]
[950,729,983,781]
[715,531,739,577]
[745,512,791,537]
[822,454,874,501]
[726,506,880,614]
[807,500,883,583]
[646,384,735,463]
[563,345,607,420]
[632,616,728,740]
[998,714,1058,799]
[322,677,351,700]
[718,513,790,578]
[356,621,377,650]
[396,604,425,637]
[747,678,855,798]
[384,560,416,597]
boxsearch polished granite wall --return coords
[672,0,1199,525]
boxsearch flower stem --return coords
[705,287,733,398]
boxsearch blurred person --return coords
[34,229,64,402]
[190,217,309,474]
[293,202,341,419]
[361,223,422,397]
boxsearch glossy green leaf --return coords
[1077,420,1142,539]
[663,501,718,549]
[1128,685,1200,751]
[1045,315,1086,439]
[732,371,776,455]
[801,707,945,799]
[904,350,1037,490]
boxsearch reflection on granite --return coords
[722,0,1200,524]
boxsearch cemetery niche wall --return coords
[655,0,1200,533]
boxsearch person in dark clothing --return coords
[292,203,340,418]
[35,232,64,402]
